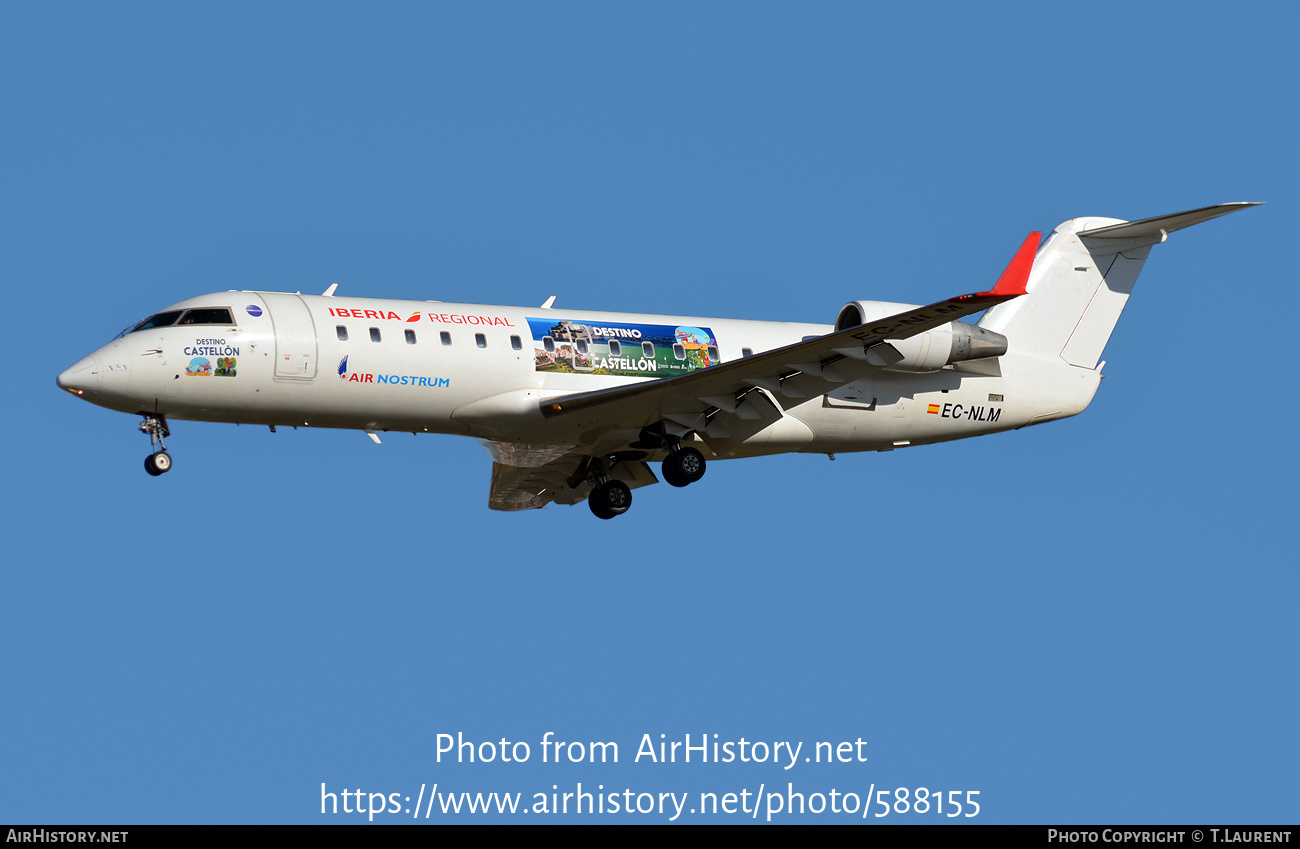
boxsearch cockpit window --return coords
[177,308,235,326]
[128,311,183,333]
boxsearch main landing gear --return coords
[588,479,632,520]
[661,446,706,488]
[584,445,708,519]
[139,415,173,477]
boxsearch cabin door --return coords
[264,293,319,380]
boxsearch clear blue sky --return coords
[2,2,1294,824]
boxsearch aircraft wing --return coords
[534,232,1039,447]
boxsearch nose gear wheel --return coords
[139,415,173,476]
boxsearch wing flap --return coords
[483,442,658,511]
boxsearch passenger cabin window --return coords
[642,341,655,358]
[742,347,754,358]
[177,307,234,326]
[130,311,183,333]
[475,333,487,348]
[707,345,720,362]
[543,336,555,353]
[441,331,452,346]
[336,326,348,341]
[511,335,522,351]
[672,343,686,360]
[576,340,588,355]
[370,328,381,343]
[608,340,621,357]
[405,329,417,345]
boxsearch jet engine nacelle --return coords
[835,300,1008,373]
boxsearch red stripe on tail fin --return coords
[979,232,1040,297]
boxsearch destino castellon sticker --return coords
[526,318,718,378]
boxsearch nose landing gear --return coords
[139,415,173,476]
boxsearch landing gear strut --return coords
[661,446,706,488]
[139,415,173,477]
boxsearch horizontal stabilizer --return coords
[1078,202,1260,241]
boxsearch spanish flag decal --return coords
[927,404,941,414]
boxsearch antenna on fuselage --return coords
[540,295,556,309]
[322,284,339,297]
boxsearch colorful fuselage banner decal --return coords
[526,317,717,378]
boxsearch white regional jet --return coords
[58,203,1256,518]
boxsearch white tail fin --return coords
[979,203,1259,369]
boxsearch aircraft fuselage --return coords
[59,290,1087,459]
[58,203,1257,515]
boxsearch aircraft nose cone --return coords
[57,355,99,396]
